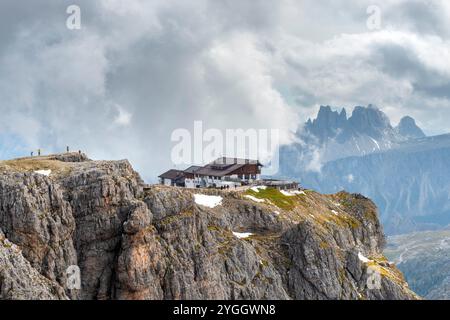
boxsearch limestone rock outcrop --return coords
[0,154,419,300]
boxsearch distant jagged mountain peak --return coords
[396,116,426,139]
[304,104,425,145]
[284,105,428,175]
[347,105,392,138]
[305,105,348,142]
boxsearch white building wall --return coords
[188,176,242,188]
[185,179,196,189]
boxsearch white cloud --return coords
[113,105,132,126]
[1,0,450,180]
[303,146,324,173]
[347,174,355,183]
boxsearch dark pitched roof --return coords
[184,165,202,174]
[193,157,262,177]
[158,169,186,180]
[211,157,262,166]
[194,163,245,177]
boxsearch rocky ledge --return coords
[0,153,419,300]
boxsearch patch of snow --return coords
[353,137,361,152]
[331,210,339,216]
[245,195,265,203]
[194,194,223,208]
[370,137,381,150]
[233,232,253,239]
[281,190,306,197]
[358,252,372,264]
[35,170,52,176]
[250,185,267,193]
[280,190,294,196]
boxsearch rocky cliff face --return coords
[0,153,418,300]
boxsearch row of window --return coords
[192,175,258,180]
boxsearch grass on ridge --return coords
[0,158,73,176]
[245,187,297,210]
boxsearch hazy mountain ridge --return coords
[285,135,450,234]
[280,105,449,235]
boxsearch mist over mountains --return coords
[280,105,449,235]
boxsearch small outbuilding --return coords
[158,169,187,187]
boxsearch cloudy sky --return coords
[1,0,450,181]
